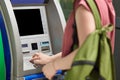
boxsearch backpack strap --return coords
[72,0,113,67]
[72,0,102,66]
[86,0,113,32]
[86,0,102,30]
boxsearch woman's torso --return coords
[62,0,115,57]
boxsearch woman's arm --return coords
[42,6,96,79]
[53,5,96,71]
[75,5,96,46]
[51,52,62,61]
[54,48,78,70]
[30,52,62,65]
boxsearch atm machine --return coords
[0,0,66,80]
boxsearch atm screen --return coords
[14,9,44,36]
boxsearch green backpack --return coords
[64,0,115,80]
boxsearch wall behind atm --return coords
[113,0,120,80]
[59,0,73,20]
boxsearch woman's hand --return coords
[30,52,52,65]
[42,62,57,80]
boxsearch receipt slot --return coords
[0,0,66,80]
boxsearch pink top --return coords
[62,0,116,57]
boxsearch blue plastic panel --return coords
[11,0,49,5]
[24,70,62,80]
[0,12,11,80]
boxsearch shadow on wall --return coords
[113,0,120,80]
[113,0,120,17]
[59,0,73,20]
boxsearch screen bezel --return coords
[13,6,49,38]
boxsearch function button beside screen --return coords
[42,41,49,44]
[40,41,49,46]
[22,44,28,48]
[31,43,38,50]
[40,41,50,52]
